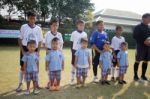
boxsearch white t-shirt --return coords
[18,24,43,48]
[111,36,125,50]
[70,31,87,50]
[43,31,64,49]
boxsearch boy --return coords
[45,38,64,91]
[16,11,43,92]
[90,20,109,82]
[74,38,91,88]
[99,42,112,85]
[22,40,40,95]
[70,20,87,85]
[117,42,128,84]
[44,19,63,53]
[111,26,125,81]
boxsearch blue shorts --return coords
[49,70,61,81]
[76,68,88,77]
[119,66,128,75]
[101,68,111,77]
[25,71,38,82]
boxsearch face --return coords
[81,41,88,49]
[27,44,36,53]
[96,23,104,32]
[51,41,59,50]
[143,16,150,25]
[103,43,110,51]
[116,28,123,36]
[77,23,85,31]
[28,16,36,25]
[121,45,128,51]
[50,22,59,33]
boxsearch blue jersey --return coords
[90,31,108,50]
[22,52,39,73]
[45,50,64,71]
[117,50,128,66]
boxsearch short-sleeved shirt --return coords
[45,50,64,71]
[18,24,43,48]
[70,31,87,50]
[22,52,39,73]
[44,31,64,49]
[90,31,108,50]
[99,51,112,70]
[75,48,91,68]
[117,50,128,66]
[111,36,125,51]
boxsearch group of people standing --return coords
[15,11,150,95]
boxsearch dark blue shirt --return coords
[90,31,108,50]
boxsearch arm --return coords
[23,62,27,74]
[99,61,102,69]
[74,56,78,68]
[45,61,49,71]
[62,60,64,70]
[88,56,92,69]
[92,44,102,53]
[18,38,24,54]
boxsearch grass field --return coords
[0,46,150,99]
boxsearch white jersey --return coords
[111,36,125,51]
[18,24,43,48]
[70,30,87,50]
[43,31,63,49]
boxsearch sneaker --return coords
[24,90,30,95]
[141,76,148,81]
[55,86,60,91]
[16,84,23,92]
[134,75,139,81]
[105,81,110,85]
[33,89,40,95]
[122,80,127,84]
[118,81,124,85]
[93,76,98,83]
[76,84,81,88]
[101,81,105,85]
[49,86,55,91]
[111,77,115,81]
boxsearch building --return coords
[94,9,142,33]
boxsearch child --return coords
[45,37,64,91]
[22,40,40,95]
[111,26,125,81]
[16,11,43,92]
[99,42,112,85]
[117,42,128,84]
[70,20,87,85]
[74,38,91,88]
[90,20,109,82]
[44,19,63,89]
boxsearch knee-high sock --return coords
[134,62,139,77]
[111,67,115,77]
[19,70,24,84]
[142,62,148,77]
[71,65,76,80]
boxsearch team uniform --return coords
[45,50,64,81]
[44,31,64,50]
[70,30,87,83]
[90,31,108,78]
[75,48,91,78]
[117,50,128,75]
[99,51,112,77]
[22,52,39,82]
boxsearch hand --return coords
[45,67,48,71]
[21,49,25,55]
[144,39,150,46]
[88,66,91,69]
[22,70,26,74]
[62,66,64,71]
[74,64,77,69]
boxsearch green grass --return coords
[0,46,150,99]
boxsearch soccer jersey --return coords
[44,31,64,49]
[18,24,43,48]
[70,30,87,50]
[45,50,64,71]
[22,52,39,73]
[75,48,91,68]
[111,36,125,50]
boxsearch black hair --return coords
[51,37,59,43]
[27,11,36,17]
[96,20,104,26]
[116,25,123,31]
[49,19,59,25]
[76,20,85,25]
[27,40,36,46]
[142,13,150,19]
[80,38,88,43]
[121,42,128,47]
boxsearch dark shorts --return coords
[25,71,38,82]
[49,70,61,81]
[136,45,150,61]
[119,66,128,75]
[92,49,100,67]
[76,67,88,77]
[20,46,38,67]
[101,68,111,77]
[112,50,120,66]
[71,49,76,65]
